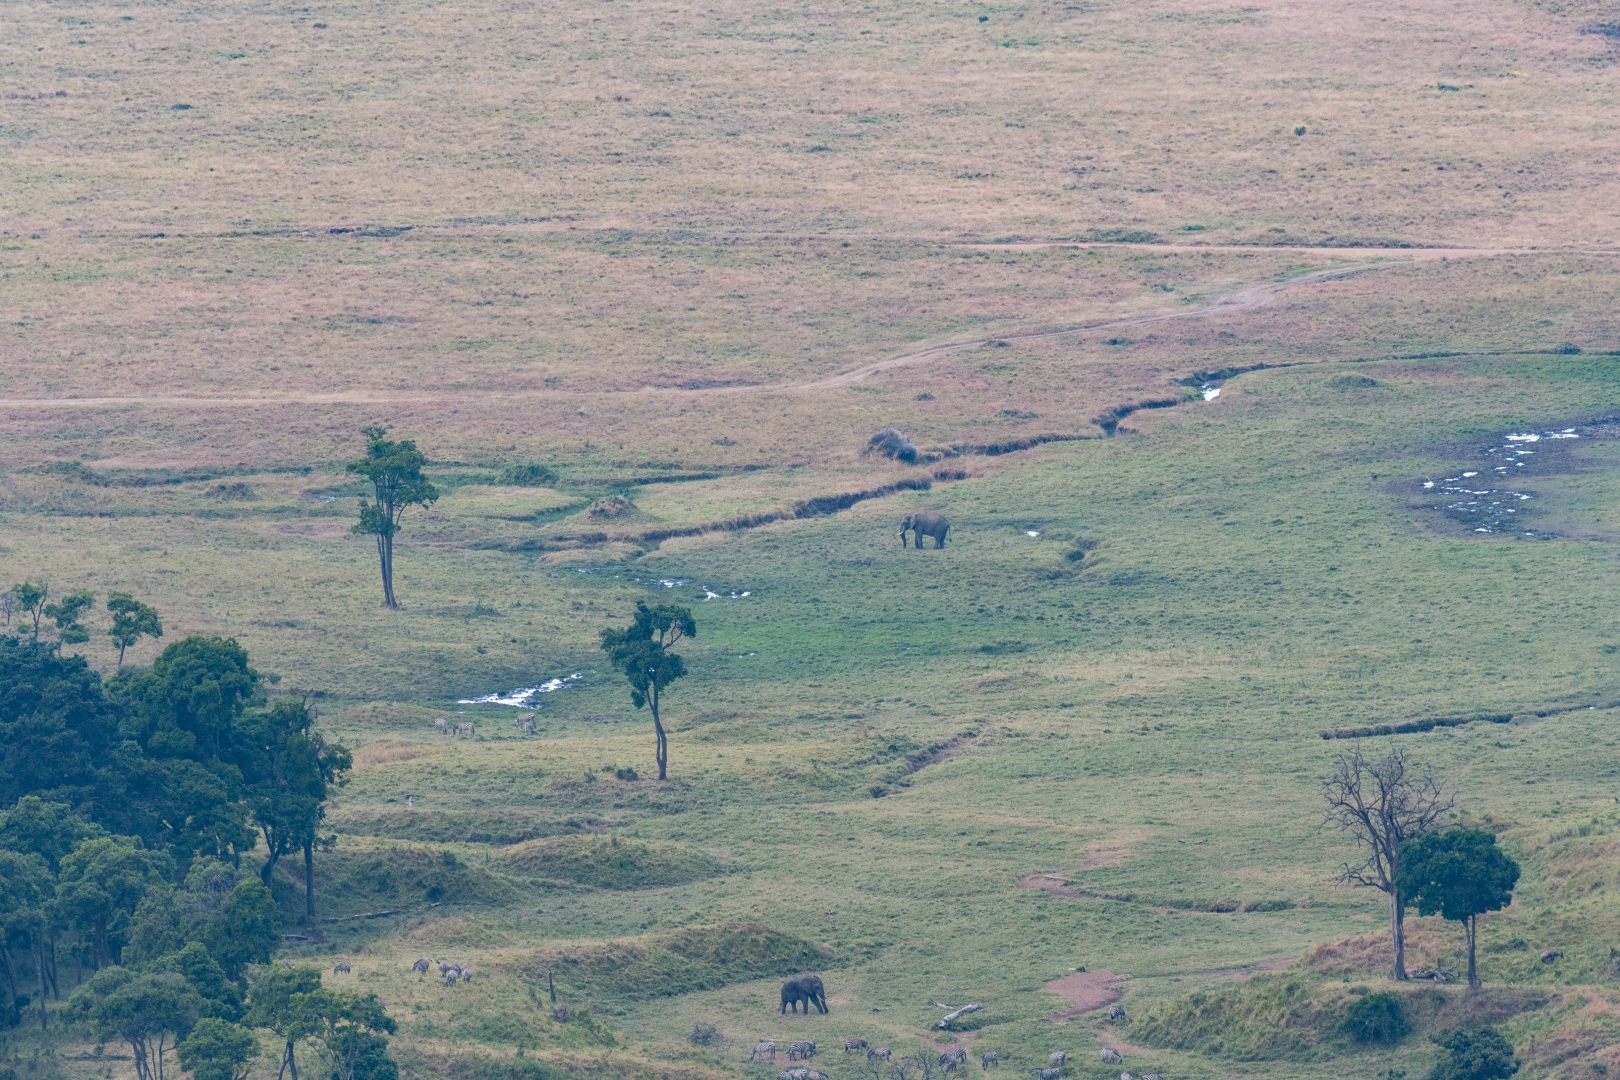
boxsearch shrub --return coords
[586,495,634,519]
[866,428,918,464]
[614,766,639,781]
[1430,1027,1518,1080]
[688,1024,722,1047]
[501,463,558,486]
[1342,991,1408,1044]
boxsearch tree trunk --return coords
[1467,914,1479,989]
[650,685,667,780]
[1390,889,1407,981]
[117,641,127,669]
[277,1041,299,1080]
[375,535,396,609]
[36,938,47,1030]
[0,945,18,1022]
[304,841,316,918]
[261,830,281,884]
[94,913,111,969]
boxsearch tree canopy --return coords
[1397,828,1520,988]
[108,592,164,670]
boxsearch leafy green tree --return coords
[1429,1027,1518,1080]
[287,989,397,1080]
[56,836,173,969]
[1397,828,1520,989]
[71,967,202,1080]
[346,427,439,609]
[245,965,322,1080]
[0,796,104,874]
[0,849,51,1029]
[151,941,242,1021]
[0,643,165,845]
[116,637,262,863]
[11,583,47,640]
[177,860,280,978]
[44,590,96,645]
[109,593,164,670]
[178,1017,258,1080]
[243,701,351,920]
[600,601,695,781]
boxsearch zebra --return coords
[1108,1004,1127,1023]
[844,1040,868,1055]
[412,957,432,975]
[438,960,453,977]
[866,1048,891,1062]
[333,960,351,974]
[460,966,474,983]
[750,1042,776,1061]
[519,718,535,735]
[1031,1070,1062,1080]
[941,1048,968,1073]
[434,717,448,735]
[980,1053,998,1071]
[455,721,475,737]
[1099,1049,1123,1065]
[778,1071,808,1080]
[787,1041,816,1061]
[1048,1052,1066,1067]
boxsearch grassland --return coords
[7,0,1620,1076]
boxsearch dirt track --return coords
[0,258,1407,410]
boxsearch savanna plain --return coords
[5,0,1620,1076]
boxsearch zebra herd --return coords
[433,718,477,737]
[412,957,475,984]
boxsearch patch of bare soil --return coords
[1016,874,1094,901]
[906,731,977,772]
[1045,970,1130,1018]
[1079,846,1133,870]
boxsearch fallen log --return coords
[937,1004,981,1029]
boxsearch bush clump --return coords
[1430,1027,1518,1080]
[688,1024,722,1047]
[502,834,722,889]
[866,428,918,464]
[1342,991,1408,1044]
[585,495,635,520]
[501,463,559,486]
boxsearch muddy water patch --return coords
[1407,418,1620,537]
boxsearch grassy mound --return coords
[532,923,834,1001]
[341,809,592,847]
[1133,974,1369,1061]
[276,843,515,916]
[503,834,723,889]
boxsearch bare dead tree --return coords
[1323,744,1453,980]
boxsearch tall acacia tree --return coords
[346,427,438,609]
[1323,744,1453,981]
[1397,828,1520,989]
[601,601,695,781]
[244,701,350,919]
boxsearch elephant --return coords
[780,974,829,1015]
[900,511,950,549]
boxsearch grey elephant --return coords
[900,511,950,549]
[780,974,829,1015]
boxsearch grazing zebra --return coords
[940,1047,968,1072]
[434,718,448,735]
[778,1071,808,1080]
[519,719,535,735]
[1031,1070,1062,1080]
[1099,1049,1122,1065]
[750,1042,776,1061]
[1048,1052,1065,1067]
[460,967,474,983]
[806,1073,829,1080]
[787,1041,816,1061]
[455,721,475,738]
[412,958,432,975]
[844,1040,868,1055]
[866,1048,891,1062]
[980,1053,998,1071]
[333,960,351,974]
[1108,1004,1127,1023]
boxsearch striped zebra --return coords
[787,1041,817,1061]
[867,1048,891,1062]
[940,1048,968,1073]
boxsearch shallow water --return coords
[458,671,584,706]
[1415,424,1600,536]
[1202,383,1221,401]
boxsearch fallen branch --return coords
[321,909,399,923]
[937,1004,981,1029]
